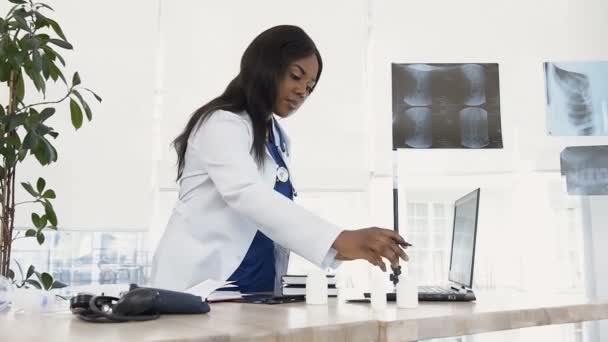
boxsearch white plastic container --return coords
[306,268,328,305]
[397,265,418,309]
[370,267,387,311]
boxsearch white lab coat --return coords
[151,109,343,291]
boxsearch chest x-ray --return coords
[545,61,608,136]
[560,146,608,195]
[391,63,503,149]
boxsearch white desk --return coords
[2,292,607,341]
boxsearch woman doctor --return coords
[151,25,410,293]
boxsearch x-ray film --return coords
[545,61,608,136]
[391,63,503,149]
[560,146,608,195]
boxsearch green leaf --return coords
[32,213,44,229]
[22,132,39,150]
[50,280,67,289]
[42,53,50,79]
[39,107,55,122]
[36,231,45,244]
[35,33,50,43]
[25,229,37,237]
[6,4,22,18]
[8,0,27,4]
[6,133,21,148]
[32,50,43,73]
[21,37,40,50]
[33,144,49,165]
[44,202,57,226]
[36,177,46,193]
[26,66,46,95]
[70,99,82,129]
[47,18,67,41]
[32,213,45,229]
[7,269,15,280]
[17,148,27,162]
[26,265,35,279]
[57,69,66,84]
[38,136,57,164]
[49,67,58,82]
[24,279,41,289]
[54,51,65,66]
[21,182,39,197]
[35,3,55,12]
[15,260,24,280]
[33,12,49,30]
[72,90,92,121]
[13,11,30,33]
[16,72,24,102]
[72,72,81,86]
[39,272,53,290]
[84,88,102,102]
[42,189,55,199]
[39,126,55,137]
[48,38,72,50]
[0,105,5,117]
[0,61,10,82]
[7,113,27,131]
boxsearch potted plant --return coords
[0,0,101,292]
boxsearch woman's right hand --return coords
[331,227,411,271]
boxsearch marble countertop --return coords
[2,291,607,342]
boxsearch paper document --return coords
[185,279,242,301]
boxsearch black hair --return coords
[173,25,323,180]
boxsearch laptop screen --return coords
[447,188,480,289]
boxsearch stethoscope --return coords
[268,118,297,196]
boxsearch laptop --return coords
[363,188,480,302]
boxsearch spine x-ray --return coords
[392,63,503,149]
[545,61,608,136]
[560,146,608,195]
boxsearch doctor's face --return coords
[273,54,319,118]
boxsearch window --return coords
[9,229,151,289]
[406,201,453,285]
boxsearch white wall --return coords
[4,0,160,230]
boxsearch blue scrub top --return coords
[227,118,293,293]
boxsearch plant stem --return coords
[0,69,18,277]
[14,200,38,206]
[20,89,72,111]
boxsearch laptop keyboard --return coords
[418,286,458,294]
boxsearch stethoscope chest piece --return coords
[277,166,289,182]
